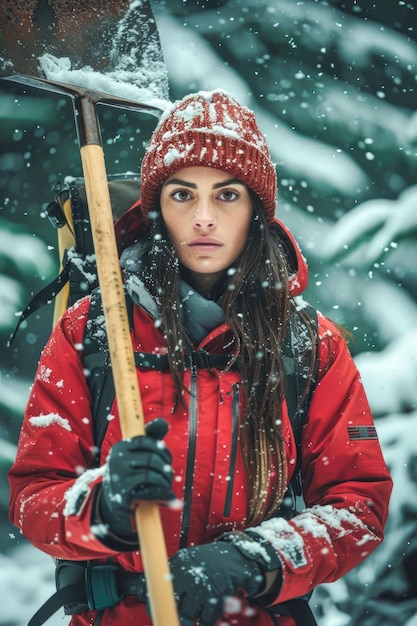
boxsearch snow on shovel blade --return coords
[0,0,169,106]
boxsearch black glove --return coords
[168,532,282,625]
[94,418,175,549]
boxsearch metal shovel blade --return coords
[0,0,169,104]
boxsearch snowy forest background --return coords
[1,0,417,624]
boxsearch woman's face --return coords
[160,166,253,295]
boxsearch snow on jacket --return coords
[8,218,392,626]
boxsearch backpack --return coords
[8,173,141,345]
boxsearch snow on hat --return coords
[140,89,277,222]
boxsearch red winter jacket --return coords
[8,219,392,626]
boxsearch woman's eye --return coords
[218,189,239,202]
[171,189,192,202]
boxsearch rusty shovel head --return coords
[0,0,169,104]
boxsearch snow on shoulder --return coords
[29,413,71,431]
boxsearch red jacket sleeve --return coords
[251,313,393,604]
[8,297,120,560]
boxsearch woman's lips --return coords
[188,237,223,250]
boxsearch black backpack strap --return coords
[82,288,119,463]
[286,598,318,625]
[284,304,319,496]
[268,597,318,625]
[7,260,72,347]
[8,246,99,347]
[131,351,238,371]
[27,559,147,626]
[27,583,88,626]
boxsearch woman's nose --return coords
[192,202,216,229]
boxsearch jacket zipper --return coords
[179,356,198,548]
[223,382,239,517]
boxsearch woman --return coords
[8,90,392,626]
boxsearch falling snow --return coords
[1,1,417,624]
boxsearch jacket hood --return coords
[114,200,308,296]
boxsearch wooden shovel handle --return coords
[80,143,179,625]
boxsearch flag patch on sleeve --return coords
[347,425,378,440]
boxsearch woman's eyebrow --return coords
[164,178,196,189]
[164,177,244,189]
[212,178,244,189]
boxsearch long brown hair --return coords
[139,193,317,526]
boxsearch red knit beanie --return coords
[140,89,277,222]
